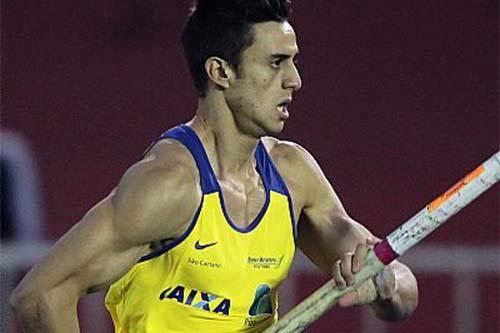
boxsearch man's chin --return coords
[245,120,286,138]
[265,121,286,136]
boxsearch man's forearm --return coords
[12,291,81,333]
[371,262,419,321]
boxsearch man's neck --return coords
[188,96,260,179]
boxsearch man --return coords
[11,0,418,332]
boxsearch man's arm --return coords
[10,140,201,332]
[278,142,418,321]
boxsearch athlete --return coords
[11,1,418,332]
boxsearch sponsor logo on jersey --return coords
[245,284,273,327]
[187,256,223,269]
[247,255,284,269]
[159,285,231,315]
[194,240,218,250]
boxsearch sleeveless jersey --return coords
[105,125,296,333]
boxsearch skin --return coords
[10,21,418,332]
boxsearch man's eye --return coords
[271,59,282,68]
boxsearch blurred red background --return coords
[2,0,498,332]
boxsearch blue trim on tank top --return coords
[219,188,271,233]
[175,126,271,233]
[161,125,263,232]
[221,141,293,234]
[254,141,288,195]
[175,124,296,236]
[255,141,297,241]
[139,124,296,250]
[159,125,220,194]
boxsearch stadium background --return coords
[2,0,498,332]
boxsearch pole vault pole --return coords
[264,151,500,333]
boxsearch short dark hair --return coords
[181,0,292,97]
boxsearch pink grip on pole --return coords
[374,239,399,265]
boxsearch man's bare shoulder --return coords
[144,137,199,174]
[119,137,199,194]
[261,137,322,201]
[261,136,318,173]
[112,138,202,244]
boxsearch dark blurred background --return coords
[2,0,498,332]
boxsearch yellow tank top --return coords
[105,125,296,332]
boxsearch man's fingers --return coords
[331,252,355,287]
[337,280,377,307]
[337,291,358,307]
[331,260,346,288]
[352,243,369,273]
[340,253,354,285]
[352,237,380,273]
[338,279,378,308]
[366,236,381,246]
[333,237,382,288]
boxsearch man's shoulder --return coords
[117,137,201,213]
[112,137,202,242]
[147,136,196,166]
[261,137,324,210]
[260,137,322,190]
[261,136,315,168]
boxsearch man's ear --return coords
[204,57,235,90]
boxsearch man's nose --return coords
[283,65,302,92]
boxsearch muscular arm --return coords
[275,142,418,321]
[10,140,201,332]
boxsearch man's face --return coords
[225,21,302,137]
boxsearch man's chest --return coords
[218,176,267,228]
[218,171,305,229]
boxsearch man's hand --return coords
[330,238,396,307]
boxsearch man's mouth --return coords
[277,99,292,120]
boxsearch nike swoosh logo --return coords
[194,240,218,250]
